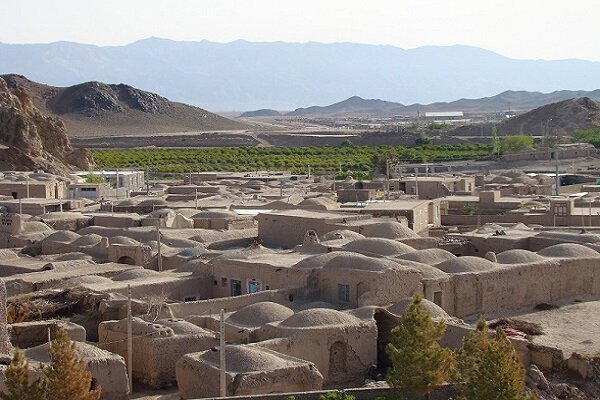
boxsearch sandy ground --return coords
[130,386,179,400]
[507,298,600,358]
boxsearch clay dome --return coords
[109,236,141,246]
[280,308,361,328]
[228,302,294,327]
[292,252,340,269]
[112,269,160,281]
[490,176,512,184]
[72,234,104,247]
[322,252,398,272]
[342,238,414,256]
[360,221,419,239]
[200,345,299,372]
[320,229,365,242]
[394,259,449,279]
[138,198,168,207]
[538,243,600,258]
[177,247,208,258]
[64,275,114,286]
[44,230,81,243]
[435,256,496,273]
[496,249,546,264]
[397,248,456,264]
[386,298,450,319]
[298,197,336,210]
[157,319,211,335]
[148,208,176,218]
[193,209,238,219]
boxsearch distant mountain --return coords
[239,109,282,118]
[286,90,600,117]
[0,74,248,137]
[2,38,600,110]
[450,97,600,137]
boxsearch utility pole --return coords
[26,176,30,198]
[589,197,593,227]
[145,166,150,195]
[385,159,390,200]
[18,198,22,215]
[279,180,283,197]
[127,284,133,392]
[554,149,560,196]
[194,189,198,209]
[414,167,419,198]
[219,309,226,397]
[307,165,311,179]
[156,223,163,272]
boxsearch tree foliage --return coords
[385,295,455,395]
[1,329,101,400]
[498,135,534,153]
[319,391,356,400]
[462,203,478,216]
[455,321,535,400]
[573,128,600,148]
[0,349,44,400]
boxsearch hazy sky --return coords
[2,0,599,61]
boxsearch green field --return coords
[92,144,492,175]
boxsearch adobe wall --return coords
[0,280,10,355]
[316,268,423,308]
[257,322,378,385]
[447,258,600,318]
[258,215,342,248]
[212,260,311,298]
[99,326,218,388]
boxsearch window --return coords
[221,277,228,287]
[80,187,97,192]
[184,296,197,302]
[433,291,442,306]
[248,280,261,294]
[337,284,350,302]
[554,203,567,216]
[230,280,242,296]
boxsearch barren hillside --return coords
[1,74,250,137]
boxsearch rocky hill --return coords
[0,77,92,173]
[0,74,249,137]
[450,97,600,137]
[239,109,282,118]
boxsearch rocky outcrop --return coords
[0,77,91,173]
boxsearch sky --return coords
[2,0,600,61]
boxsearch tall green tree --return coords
[386,295,455,397]
[455,321,535,400]
[0,349,44,400]
[42,329,101,400]
[499,135,534,153]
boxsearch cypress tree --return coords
[385,295,455,397]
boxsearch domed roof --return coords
[112,269,160,281]
[64,275,114,286]
[53,252,94,262]
[72,234,103,246]
[435,256,496,273]
[292,252,340,269]
[322,252,398,272]
[490,176,512,184]
[360,221,419,239]
[138,198,168,206]
[538,243,600,258]
[342,238,414,256]
[386,298,450,319]
[116,198,139,206]
[109,236,141,246]
[44,230,81,243]
[397,248,456,264]
[394,259,449,279]
[39,211,85,220]
[298,197,336,210]
[228,302,294,327]
[496,249,546,264]
[320,230,365,242]
[193,209,238,219]
[200,345,299,372]
[176,247,208,258]
[280,308,361,328]
[157,319,210,335]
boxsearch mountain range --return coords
[280,90,600,117]
[2,38,600,111]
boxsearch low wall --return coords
[201,385,455,400]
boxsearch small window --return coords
[433,291,442,306]
[338,284,350,302]
[184,296,197,302]
[221,277,228,287]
